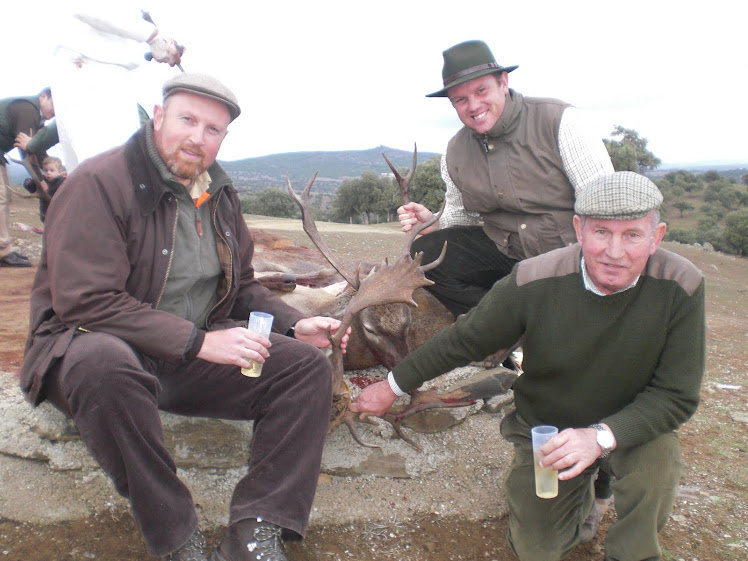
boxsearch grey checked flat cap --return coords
[163,73,241,122]
[575,172,663,220]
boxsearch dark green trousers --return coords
[500,410,683,561]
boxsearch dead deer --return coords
[287,165,449,448]
[285,146,518,450]
[251,229,454,371]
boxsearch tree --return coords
[724,209,748,256]
[704,180,741,211]
[333,171,389,224]
[702,170,721,182]
[603,126,661,173]
[241,187,297,218]
[672,201,695,218]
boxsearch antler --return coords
[382,143,445,258]
[7,156,51,203]
[287,169,447,443]
[286,173,360,290]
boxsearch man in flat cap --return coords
[21,73,348,561]
[398,40,614,317]
[353,171,706,561]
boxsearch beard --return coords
[163,143,207,181]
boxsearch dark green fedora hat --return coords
[426,40,518,98]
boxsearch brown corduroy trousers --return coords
[43,330,332,557]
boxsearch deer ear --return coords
[321,281,348,296]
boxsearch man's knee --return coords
[411,230,448,261]
[59,332,154,404]
[612,433,683,493]
[301,344,333,396]
[509,533,568,561]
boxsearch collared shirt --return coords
[580,255,639,296]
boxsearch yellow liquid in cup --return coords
[534,452,559,499]
[241,361,263,378]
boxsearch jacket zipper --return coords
[155,196,179,308]
[205,189,233,327]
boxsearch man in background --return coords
[0,88,57,267]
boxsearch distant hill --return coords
[219,145,441,193]
[9,149,745,192]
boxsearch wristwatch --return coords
[590,423,615,459]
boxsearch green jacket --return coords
[392,244,706,450]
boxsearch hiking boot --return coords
[0,252,32,267]
[211,518,288,561]
[580,495,614,544]
[162,528,208,561]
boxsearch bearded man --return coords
[21,74,347,561]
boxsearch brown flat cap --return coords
[163,73,241,122]
[575,172,663,220]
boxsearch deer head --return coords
[286,147,446,433]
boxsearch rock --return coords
[0,369,513,528]
[703,242,715,252]
[729,411,748,424]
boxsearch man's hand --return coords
[197,327,269,368]
[397,202,437,234]
[14,132,32,151]
[537,425,616,480]
[349,380,398,418]
[147,32,182,66]
[293,316,350,351]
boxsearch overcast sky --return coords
[4,0,746,166]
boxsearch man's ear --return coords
[573,214,584,244]
[152,104,164,131]
[650,222,667,254]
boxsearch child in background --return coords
[23,156,65,222]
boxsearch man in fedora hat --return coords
[20,73,349,561]
[398,40,614,317]
[354,171,706,561]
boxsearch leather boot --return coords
[210,518,288,561]
[162,528,209,561]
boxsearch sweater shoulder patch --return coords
[516,245,580,287]
[645,248,703,296]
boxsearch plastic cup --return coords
[531,425,559,499]
[241,312,274,377]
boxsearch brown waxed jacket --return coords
[20,125,304,405]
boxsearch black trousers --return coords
[44,330,332,557]
[411,226,518,316]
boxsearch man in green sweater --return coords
[351,172,706,561]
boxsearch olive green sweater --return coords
[392,244,706,450]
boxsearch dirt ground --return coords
[1,197,747,560]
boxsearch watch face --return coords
[597,429,615,448]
